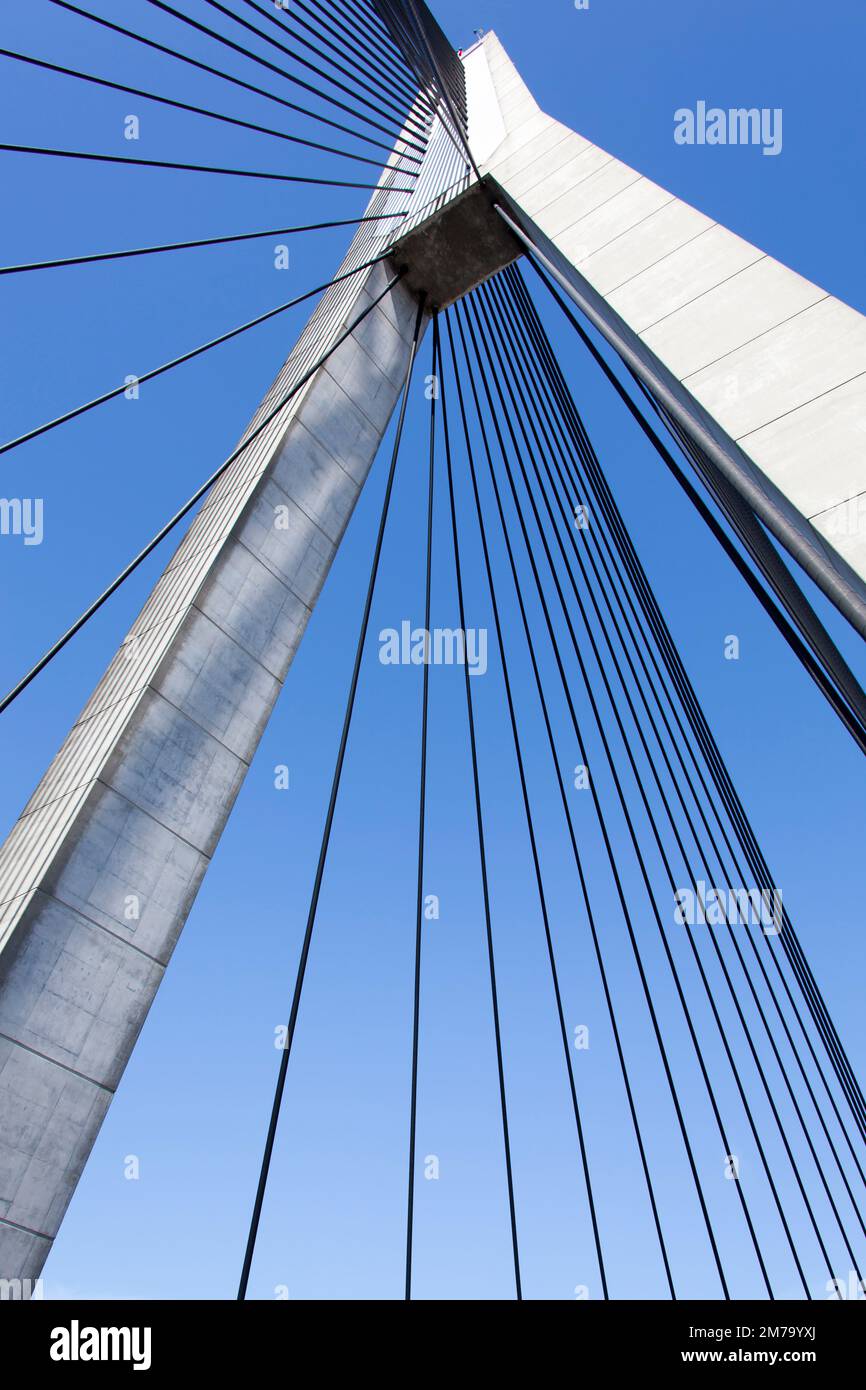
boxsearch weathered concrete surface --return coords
[393,179,522,307]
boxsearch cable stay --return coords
[437,316,610,1299]
[200,0,432,139]
[456,291,737,1299]
[497,266,866,1274]
[46,0,424,159]
[512,253,866,1148]
[260,0,433,118]
[0,253,395,460]
[236,292,428,1301]
[486,270,864,1291]
[404,313,437,1303]
[0,267,406,718]
[141,0,426,148]
[0,214,409,278]
[0,48,419,172]
[0,143,415,193]
[436,317,523,1299]
[513,253,866,758]
[228,260,866,1299]
[444,306,678,1298]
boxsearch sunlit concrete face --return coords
[471,31,866,595]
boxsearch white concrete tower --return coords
[464,34,866,625]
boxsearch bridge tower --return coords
[1,16,865,1286]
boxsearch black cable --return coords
[383,0,466,116]
[404,313,437,1303]
[205,0,429,137]
[375,0,474,176]
[0,143,413,192]
[501,266,866,1276]
[521,269,866,1283]
[0,213,408,278]
[319,0,413,74]
[0,49,409,172]
[391,0,469,129]
[314,0,421,111]
[517,345,866,1299]
[437,314,523,1302]
[510,268,866,1202]
[496,201,866,643]
[438,314,610,1299]
[292,0,420,95]
[448,308,676,1298]
[143,0,423,148]
[0,269,406,718]
[537,392,866,1229]
[45,0,416,159]
[236,291,427,1301]
[456,295,732,1298]
[490,270,852,1293]
[405,0,475,175]
[0,252,392,459]
[521,258,866,1147]
[647,390,866,746]
[242,0,419,105]
[206,0,429,135]
[513,259,866,758]
[470,266,866,1292]
[474,282,776,1298]
[272,0,430,116]
[514,258,866,1141]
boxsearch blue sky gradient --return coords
[0,0,864,1300]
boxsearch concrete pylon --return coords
[2,26,864,1287]
[464,33,866,620]
[0,129,432,1286]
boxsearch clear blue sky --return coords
[0,0,864,1300]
